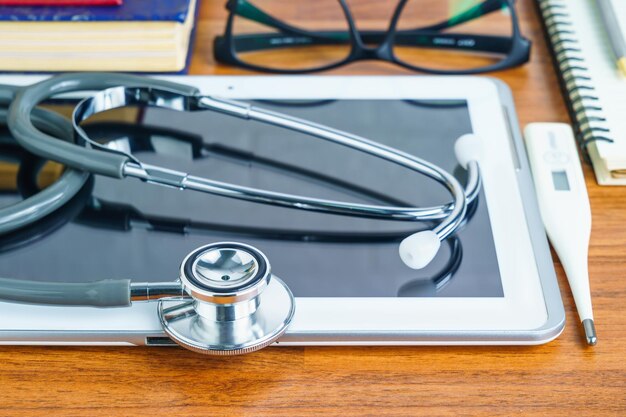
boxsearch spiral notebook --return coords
[537,0,626,185]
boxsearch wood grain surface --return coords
[1,1,625,416]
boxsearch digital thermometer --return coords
[524,123,597,346]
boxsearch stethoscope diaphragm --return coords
[158,242,295,355]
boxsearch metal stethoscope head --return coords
[0,240,295,355]
[0,235,471,354]
[159,242,295,355]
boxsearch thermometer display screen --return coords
[552,170,571,191]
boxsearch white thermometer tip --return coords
[399,230,441,269]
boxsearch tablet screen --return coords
[0,99,503,298]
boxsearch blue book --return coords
[0,0,192,22]
[0,0,199,73]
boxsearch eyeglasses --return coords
[214,0,531,74]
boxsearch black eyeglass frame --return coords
[214,0,531,74]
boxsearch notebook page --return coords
[569,0,626,169]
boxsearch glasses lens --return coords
[393,0,514,72]
[231,0,352,71]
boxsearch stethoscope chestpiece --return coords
[158,242,295,355]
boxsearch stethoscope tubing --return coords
[7,73,469,240]
[2,119,478,246]
[4,72,481,274]
[0,87,89,235]
[234,101,468,240]
[8,73,197,178]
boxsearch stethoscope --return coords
[0,136,471,353]
[1,123,475,291]
[0,72,482,354]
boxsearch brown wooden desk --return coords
[1,1,625,416]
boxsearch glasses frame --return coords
[214,0,531,74]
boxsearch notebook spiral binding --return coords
[536,0,614,158]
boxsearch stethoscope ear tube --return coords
[7,73,200,179]
[4,73,482,271]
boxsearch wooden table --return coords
[2,1,625,416]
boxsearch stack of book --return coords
[0,0,198,72]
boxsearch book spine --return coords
[535,0,614,154]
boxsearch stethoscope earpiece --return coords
[158,242,295,355]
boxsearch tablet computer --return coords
[0,75,565,347]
